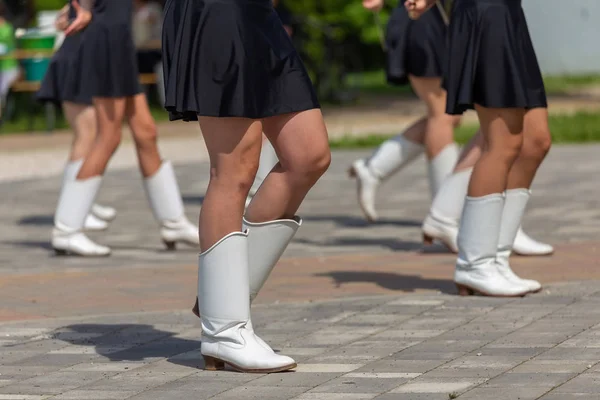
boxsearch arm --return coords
[64,0,94,36]
[54,4,70,31]
[362,0,384,12]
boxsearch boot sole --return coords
[513,250,554,257]
[53,248,111,257]
[204,355,296,374]
[456,283,529,298]
[422,232,458,254]
[163,239,200,251]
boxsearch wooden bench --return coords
[4,72,160,133]
[1,46,161,132]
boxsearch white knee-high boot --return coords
[496,189,542,292]
[422,168,471,252]
[198,231,296,373]
[62,160,116,230]
[246,140,278,207]
[143,161,199,250]
[349,135,423,222]
[427,143,459,198]
[52,176,111,256]
[193,216,302,350]
[423,167,554,256]
[454,194,530,297]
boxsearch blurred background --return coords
[0,0,599,142]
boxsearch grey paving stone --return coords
[535,347,600,361]
[483,372,577,388]
[374,394,450,400]
[389,377,486,394]
[293,394,377,400]
[539,393,600,400]
[355,359,446,373]
[51,390,139,400]
[308,347,393,364]
[511,360,594,374]
[457,387,552,400]
[208,386,309,400]
[247,372,341,388]
[552,373,600,393]
[126,390,224,400]
[308,376,410,394]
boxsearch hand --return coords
[362,0,384,12]
[64,0,92,36]
[404,0,435,19]
[54,5,70,31]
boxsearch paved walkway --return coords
[2,92,600,183]
[3,283,600,399]
[1,142,600,397]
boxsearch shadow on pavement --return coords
[315,270,456,295]
[295,236,423,252]
[303,214,422,228]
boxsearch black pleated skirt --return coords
[37,33,93,105]
[385,4,447,85]
[79,17,142,99]
[443,0,547,115]
[161,0,320,121]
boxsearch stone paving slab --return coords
[1,283,600,399]
[0,146,599,321]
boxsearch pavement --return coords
[1,95,600,398]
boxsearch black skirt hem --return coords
[167,102,321,122]
[446,101,549,115]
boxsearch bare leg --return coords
[125,94,161,178]
[52,97,126,256]
[126,93,198,249]
[506,107,552,189]
[77,97,126,179]
[195,115,297,373]
[198,117,263,250]
[246,109,331,222]
[59,102,115,229]
[454,105,530,297]
[63,102,97,161]
[409,76,460,160]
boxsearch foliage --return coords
[34,0,65,12]
[286,0,395,102]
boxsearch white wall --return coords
[523,0,600,75]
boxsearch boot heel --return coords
[54,248,68,256]
[163,240,176,251]
[192,297,200,318]
[347,166,357,178]
[422,233,434,246]
[203,355,225,371]
[456,283,474,296]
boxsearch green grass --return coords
[543,74,600,95]
[330,111,600,149]
[345,70,413,95]
[0,102,171,135]
[346,70,600,96]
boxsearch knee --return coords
[209,158,259,197]
[521,127,552,161]
[133,120,158,148]
[452,116,462,128]
[489,134,523,165]
[97,128,122,153]
[290,145,331,186]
